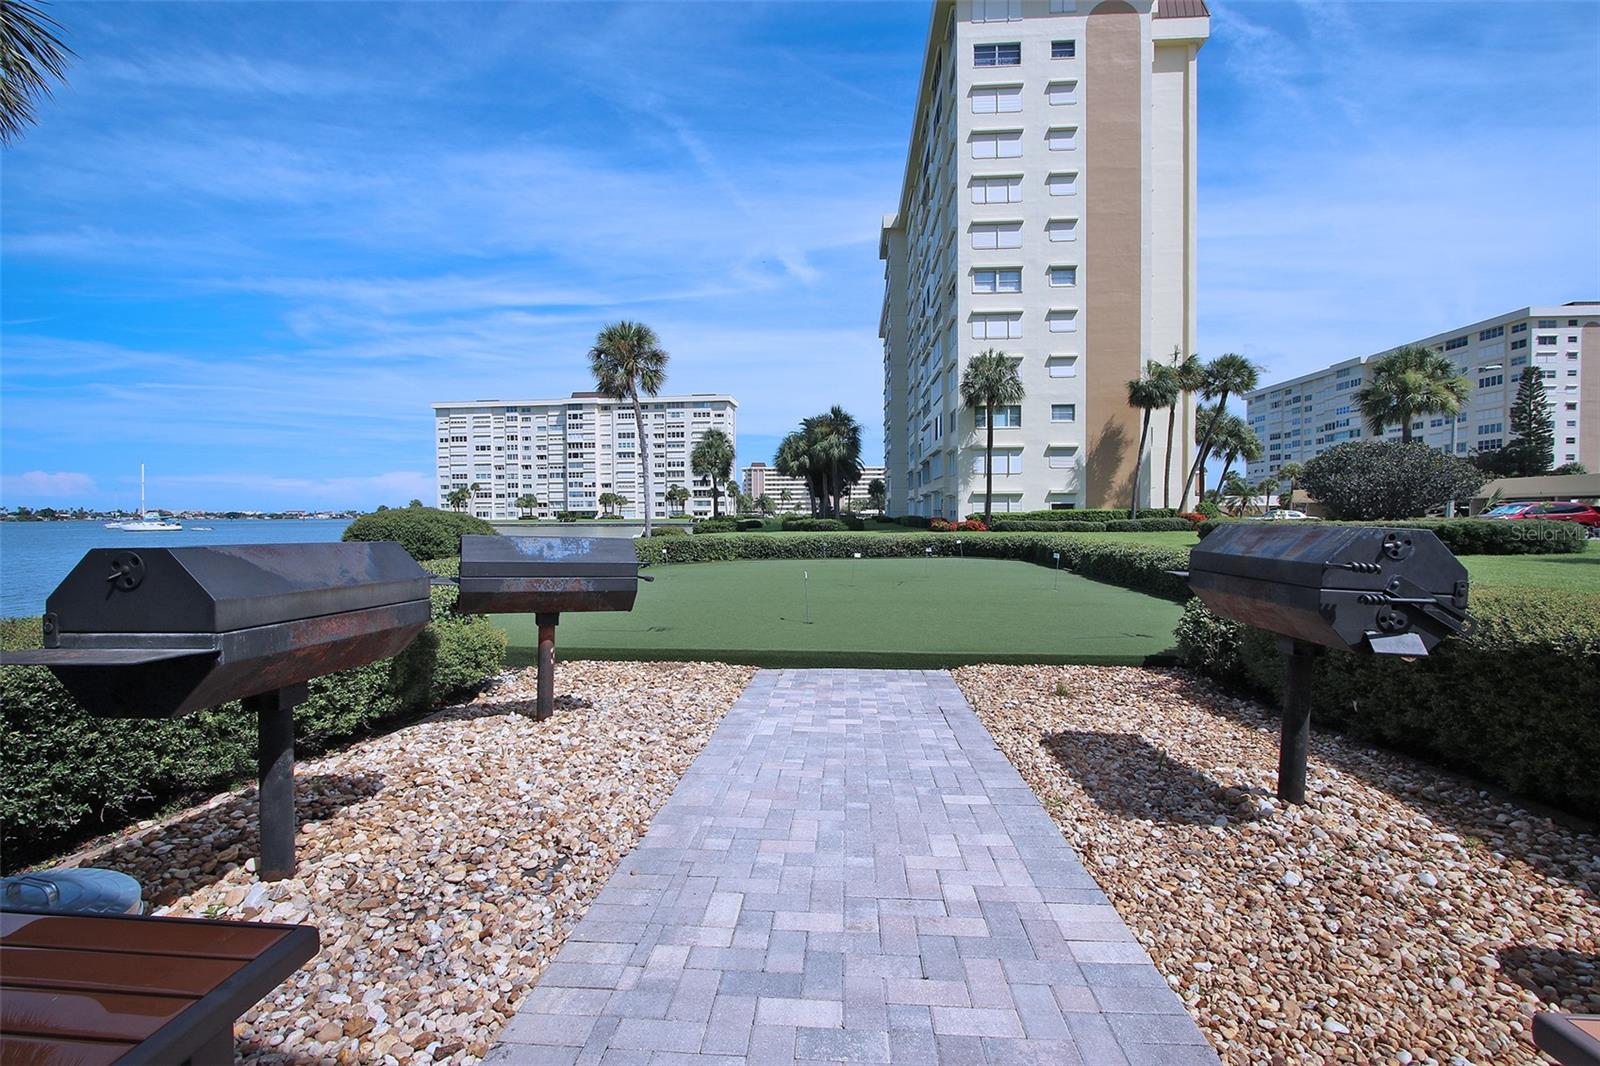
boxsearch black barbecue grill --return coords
[1183,523,1470,803]
[455,535,647,720]
[1,542,431,879]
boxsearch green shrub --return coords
[649,526,689,537]
[1194,517,1583,555]
[897,515,932,529]
[555,511,578,522]
[1196,501,1222,519]
[1103,518,1196,532]
[0,564,505,870]
[633,532,1191,600]
[1301,439,1485,520]
[694,518,738,534]
[967,508,1178,523]
[990,520,1109,533]
[839,514,865,531]
[782,517,848,532]
[343,507,496,561]
[736,518,765,531]
[1175,591,1600,815]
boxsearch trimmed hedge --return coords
[0,560,506,870]
[968,508,1178,523]
[343,507,496,561]
[783,517,848,532]
[649,526,688,537]
[736,518,765,532]
[1104,518,1196,533]
[1174,591,1600,815]
[991,520,1109,533]
[693,518,738,533]
[896,515,932,529]
[1195,517,1585,555]
[633,532,1191,600]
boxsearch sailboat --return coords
[115,465,183,532]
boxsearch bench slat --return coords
[0,1034,134,1066]
[1,945,244,998]
[1,912,287,960]
[0,987,187,1043]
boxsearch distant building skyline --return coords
[741,462,887,512]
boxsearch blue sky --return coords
[3,0,1597,511]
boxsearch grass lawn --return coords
[498,557,1183,669]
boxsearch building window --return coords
[1047,80,1078,105]
[1478,325,1505,341]
[1444,336,1468,350]
[971,131,1023,158]
[975,405,1023,428]
[971,312,1023,340]
[974,449,1023,474]
[970,175,1022,203]
[973,269,1022,293]
[1046,218,1078,242]
[1049,0,1076,11]
[971,85,1022,113]
[1049,265,1077,287]
[1047,310,1078,333]
[1051,39,1076,59]
[1538,319,1557,328]
[1478,374,1503,388]
[1046,172,1078,196]
[1051,404,1077,422]
[972,0,1021,22]
[971,222,1023,249]
[1047,356,1078,378]
[1537,335,1558,345]
[974,42,1021,67]
[1046,127,1078,151]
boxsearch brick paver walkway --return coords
[487,669,1219,1065]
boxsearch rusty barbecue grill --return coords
[1,543,431,879]
[1184,523,1470,803]
[455,535,647,720]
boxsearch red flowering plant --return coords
[929,518,955,532]
[1177,512,1207,525]
[956,519,988,532]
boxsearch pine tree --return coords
[1506,366,1555,476]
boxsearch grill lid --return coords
[45,542,429,635]
[1188,523,1435,592]
[458,535,640,578]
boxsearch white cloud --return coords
[1,471,98,500]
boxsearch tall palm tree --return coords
[1211,415,1263,497]
[755,493,772,516]
[802,406,864,517]
[1356,344,1470,443]
[779,487,793,511]
[1275,461,1303,509]
[959,348,1026,525]
[691,429,735,518]
[1127,362,1181,517]
[589,321,668,535]
[665,484,689,515]
[1163,350,1204,509]
[774,431,815,514]
[1179,353,1261,512]
[1,0,72,145]
[515,493,539,519]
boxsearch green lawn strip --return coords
[1459,539,1600,591]
[496,557,1182,668]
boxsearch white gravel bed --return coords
[57,660,753,1064]
[953,664,1598,1066]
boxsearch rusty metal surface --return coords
[0,647,217,667]
[459,535,639,578]
[456,575,637,616]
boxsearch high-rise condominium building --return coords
[432,393,737,521]
[1245,303,1600,480]
[741,463,888,512]
[881,0,1209,517]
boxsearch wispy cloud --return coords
[1,471,98,500]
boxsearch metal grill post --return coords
[535,612,559,721]
[1278,641,1318,804]
[248,684,308,880]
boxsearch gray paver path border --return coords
[486,668,1219,1065]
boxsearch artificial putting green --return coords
[497,556,1183,668]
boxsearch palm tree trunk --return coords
[1178,390,1229,512]
[1216,456,1235,506]
[711,476,720,518]
[1131,408,1152,518]
[983,405,996,525]
[1162,404,1177,510]
[632,394,652,535]
[1400,419,1413,444]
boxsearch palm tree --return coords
[1179,353,1261,511]
[779,487,793,512]
[665,484,689,515]
[774,433,813,514]
[1356,344,1470,443]
[1211,415,1263,497]
[589,321,668,535]
[515,493,540,519]
[866,478,886,513]
[1163,350,1204,509]
[1275,461,1303,509]
[1,0,72,145]
[959,348,1026,525]
[597,492,618,517]
[804,406,865,517]
[1220,471,1253,516]
[755,493,772,515]
[1127,361,1181,517]
[445,486,468,511]
[1255,477,1280,515]
[691,429,735,518]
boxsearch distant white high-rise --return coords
[1245,302,1600,480]
[881,0,1209,517]
[432,393,738,521]
[741,462,888,512]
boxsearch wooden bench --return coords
[1536,1013,1600,1066]
[0,910,318,1065]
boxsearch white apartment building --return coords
[432,393,738,521]
[881,0,1208,517]
[741,463,888,512]
[1246,303,1600,480]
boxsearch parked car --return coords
[1250,508,1315,521]
[1481,501,1600,535]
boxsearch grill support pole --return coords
[535,612,559,722]
[1278,640,1319,804]
[247,684,308,881]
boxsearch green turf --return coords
[1457,538,1600,591]
[498,557,1184,668]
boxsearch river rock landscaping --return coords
[954,663,1599,1066]
[51,660,753,1065]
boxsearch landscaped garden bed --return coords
[954,663,1599,1066]
[45,660,754,1064]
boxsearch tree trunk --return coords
[983,405,996,525]
[1400,418,1413,444]
[1179,390,1229,512]
[1216,456,1235,509]
[633,395,652,536]
[1131,408,1152,518]
[1162,404,1177,510]
[711,476,720,518]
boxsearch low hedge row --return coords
[637,532,1191,600]
[0,560,506,870]
[1174,590,1600,815]
[782,518,849,532]
[967,508,1178,523]
[343,507,496,561]
[989,517,1196,534]
[1195,517,1586,555]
